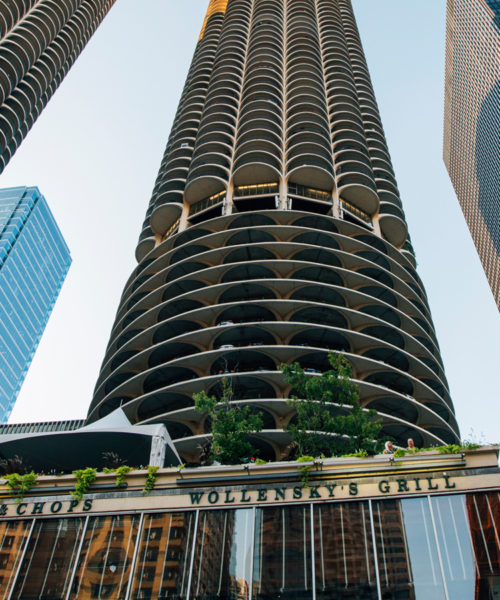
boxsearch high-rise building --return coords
[88,0,460,460]
[0,0,117,175]
[444,0,500,308]
[0,186,71,423]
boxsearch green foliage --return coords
[255,458,267,465]
[392,443,484,458]
[72,468,97,502]
[282,352,385,458]
[296,456,315,488]
[103,466,134,487]
[5,472,38,503]
[194,378,263,465]
[341,452,369,459]
[461,441,483,451]
[143,466,159,494]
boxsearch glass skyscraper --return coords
[444,0,500,309]
[88,0,460,459]
[0,186,71,423]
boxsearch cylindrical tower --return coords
[88,0,459,462]
[0,0,117,174]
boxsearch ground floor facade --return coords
[0,449,499,600]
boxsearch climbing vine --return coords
[72,468,97,502]
[142,466,159,494]
[5,472,38,503]
[297,456,315,488]
[104,465,134,487]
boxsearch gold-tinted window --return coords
[131,512,196,600]
[69,515,141,600]
[13,518,85,600]
[314,502,377,600]
[0,520,31,600]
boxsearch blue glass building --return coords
[0,187,71,423]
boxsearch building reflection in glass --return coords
[0,521,31,600]
[131,512,195,600]
[314,502,378,600]
[70,515,140,600]
[373,498,447,600]
[12,517,85,600]
[190,508,252,600]
[3,492,500,600]
[252,505,312,600]
[432,492,500,599]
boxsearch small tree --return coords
[194,378,263,465]
[282,352,386,458]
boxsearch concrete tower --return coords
[88,0,459,461]
[0,0,117,174]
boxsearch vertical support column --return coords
[368,500,382,600]
[185,510,200,600]
[124,513,145,600]
[249,505,256,600]
[310,504,316,600]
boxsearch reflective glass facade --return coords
[1,492,500,600]
[444,0,500,309]
[0,187,71,422]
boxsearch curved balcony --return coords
[185,166,229,205]
[287,131,332,152]
[286,142,332,165]
[337,171,378,214]
[232,150,282,186]
[135,235,156,264]
[334,149,372,169]
[379,205,409,248]
[237,118,282,140]
[287,155,334,191]
[237,130,282,152]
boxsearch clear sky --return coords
[1,0,498,444]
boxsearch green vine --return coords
[297,456,315,488]
[72,468,97,502]
[142,466,159,494]
[103,466,134,487]
[116,466,133,486]
[5,472,38,503]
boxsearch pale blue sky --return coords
[1,0,498,443]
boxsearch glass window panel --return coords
[12,518,85,600]
[314,502,377,600]
[190,509,253,600]
[432,493,500,599]
[373,498,446,600]
[0,520,31,600]
[252,505,312,600]
[69,514,140,600]
[467,492,500,597]
[131,511,196,600]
